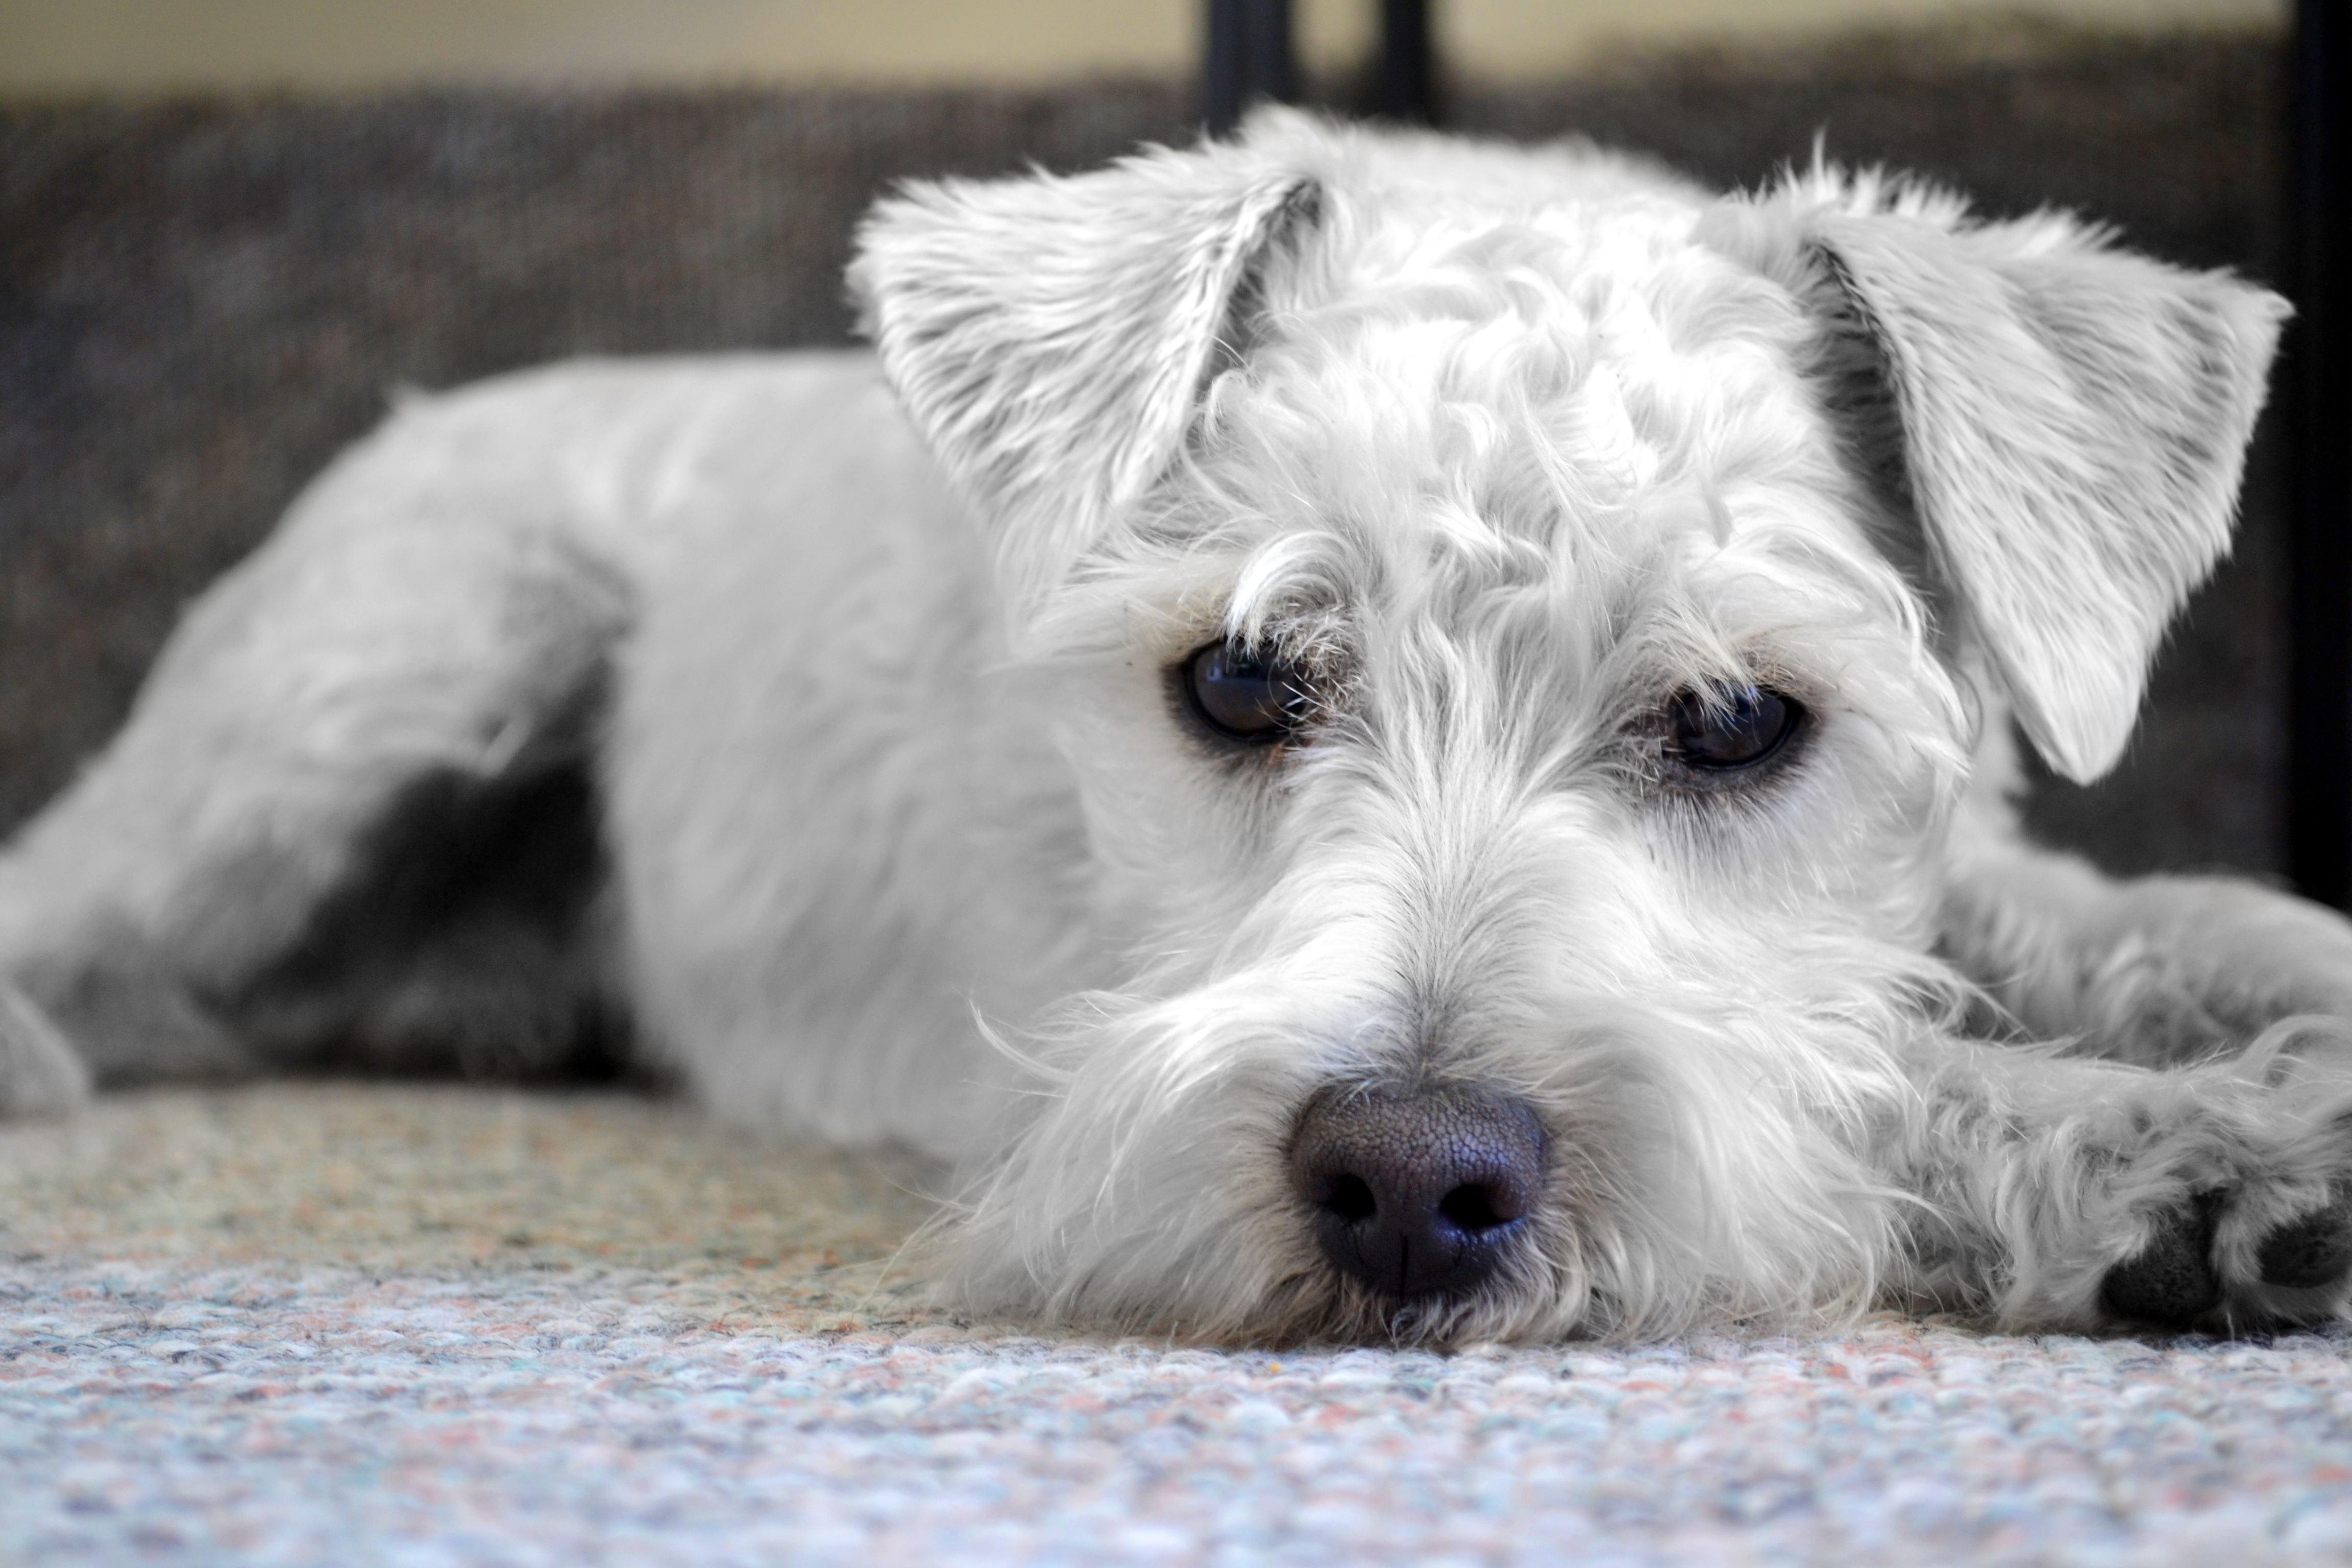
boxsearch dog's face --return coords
[854,115,2285,1341]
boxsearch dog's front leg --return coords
[1887,1029,2352,1332]
[1941,827,2352,1070]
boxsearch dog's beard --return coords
[939,937,1939,1344]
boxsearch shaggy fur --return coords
[1,112,2344,1344]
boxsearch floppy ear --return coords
[850,131,1322,620]
[1706,171,2289,783]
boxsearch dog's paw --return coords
[2098,1191,2225,1325]
[2252,1190,2352,1288]
[0,982,90,1118]
[2097,1182,2352,1331]
[2079,1057,2352,1332]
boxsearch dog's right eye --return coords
[1666,684,1804,773]
[1182,640,1314,743]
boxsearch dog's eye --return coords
[1667,685,1802,771]
[1182,640,1314,743]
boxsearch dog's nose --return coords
[1289,1088,1546,1302]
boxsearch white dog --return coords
[4,111,2348,1344]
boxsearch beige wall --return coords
[0,0,2287,95]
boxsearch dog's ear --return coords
[1706,172,2289,783]
[851,132,1322,619]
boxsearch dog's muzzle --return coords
[1289,1088,1546,1303]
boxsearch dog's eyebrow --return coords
[1221,529,1363,638]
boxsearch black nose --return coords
[1289,1088,1546,1303]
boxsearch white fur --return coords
[2,112,2344,1343]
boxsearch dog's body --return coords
[7,114,2352,1343]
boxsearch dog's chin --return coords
[1264,1259,1597,1350]
[941,1244,1583,1350]
[935,1155,1603,1347]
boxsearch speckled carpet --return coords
[5,1086,2352,1565]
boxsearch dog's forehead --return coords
[1179,160,1864,621]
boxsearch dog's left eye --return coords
[1667,685,1803,772]
[1182,640,1315,743]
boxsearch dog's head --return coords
[852,112,2287,1341]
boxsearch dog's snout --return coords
[1289,1089,1546,1303]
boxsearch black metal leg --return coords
[1205,0,1297,136]
[2289,0,2351,906]
[1371,0,1437,125]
